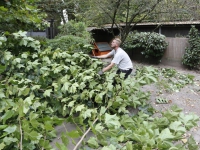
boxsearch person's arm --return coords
[96,53,111,59]
[95,50,114,59]
[102,62,115,72]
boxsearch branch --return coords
[73,103,112,150]
[73,117,98,150]
[19,119,23,150]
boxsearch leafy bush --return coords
[47,21,94,53]
[123,31,168,62]
[0,31,41,55]
[182,25,200,70]
[57,20,91,39]
[46,35,93,53]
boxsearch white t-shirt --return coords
[108,48,133,70]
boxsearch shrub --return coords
[182,25,200,70]
[47,35,93,53]
[123,31,168,62]
[56,20,93,42]
[47,21,94,53]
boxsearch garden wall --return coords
[161,37,189,68]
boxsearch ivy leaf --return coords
[100,106,107,116]
[3,137,18,145]
[0,142,6,150]
[66,130,80,138]
[82,109,93,119]
[188,136,199,150]
[3,125,17,134]
[55,143,68,150]
[31,85,41,90]
[180,113,199,130]
[61,82,71,93]
[4,51,13,61]
[1,110,15,124]
[126,141,133,150]
[95,92,105,103]
[83,76,93,81]
[43,89,52,97]
[101,144,116,150]
[54,66,63,74]
[26,131,42,141]
[75,104,85,112]
[0,65,5,74]
[18,86,30,96]
[105,113,121,129]
[69,82,79,93]
[158,128,175,141]
[169,121,186,133]
[95,123,104,133]
[68,100,75,107]
[87,137,99,149]
[61,132,69,147]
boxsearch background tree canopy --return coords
[0,0,48,33]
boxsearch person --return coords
[93,38,133,79]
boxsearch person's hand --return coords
[91,56,97,58]
[98,70,104,75]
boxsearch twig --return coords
[19,119,23,150]
[73,117,98,150]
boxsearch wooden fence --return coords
[127,37,189,68]
[161,38,189,67]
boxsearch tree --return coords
[65,0,164,43]
[149,0,200,22]
[0,0,48,33]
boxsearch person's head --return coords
[111,38,121,49]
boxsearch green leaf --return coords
[61,82,71,93]
[61,133,69,146]
[0,125,7,130]
[56,142,68,150]
[68,100,75,107]
[104,113,121,129]
[188,136,199,150]
[43,89,52,97]
[0,65,5,74]
[26,131,42,141]
[126,141,133,150]
[66,130,80,138]
[31,85,41,90]
[44,121,54,131]
[87,137,99,149]
[95,123,104,133]
[3,137,18,145]
[83,76,93,81]
[82,109,93,119]
[100,106,106,115]
[0,142,6,150]
[30,119,40,128]
[1,110,15,124]
[169,121,186,133]
[101,144,116,150]
[158,128,175,141]
[69,82,79,93]
[3,125,17,134]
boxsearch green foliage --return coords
[156,68,194,93]
[0,1,48,33]
[123,31,168,62]
[0,31,41,55]
[47,20,94,53]
[0,32,199,150]
[46,35,93,53]
[57,20,92,39]
[182,25,200,70]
